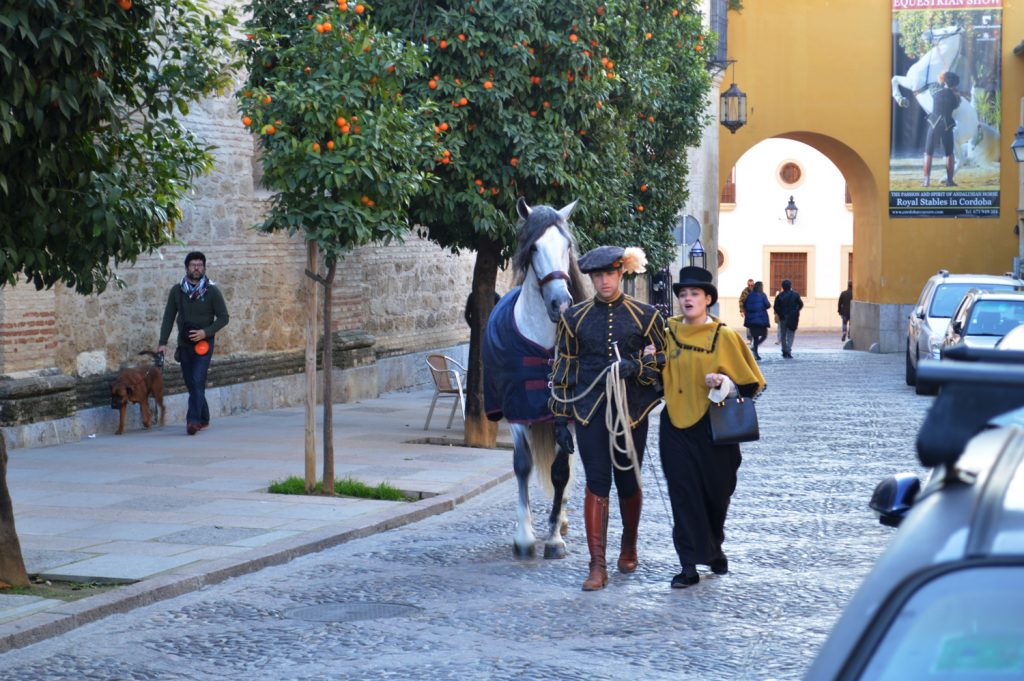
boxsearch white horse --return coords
[482,197,588,559]
[891,26,991,169]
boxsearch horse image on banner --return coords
[890,25,996,171]
[483,197,588,559]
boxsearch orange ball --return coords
[195,340,210,356]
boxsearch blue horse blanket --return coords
[483,287,554,424]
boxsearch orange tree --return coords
[237,0,440,491]
[373,0,711,446]
[0,0,236,588]
[0,0,237,293]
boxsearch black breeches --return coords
[576,412,648,498]
[925,125,955,157]
[658,409,741,566]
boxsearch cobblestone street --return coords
[0,345,932,680]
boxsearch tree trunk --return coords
[304,241,319,493]
[321,261,338,495]
[0,433,29,587]
[464,235,501,448]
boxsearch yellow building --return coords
[720,0,1020,352]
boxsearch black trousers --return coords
[576,411,648,498]
[659,409,741,566]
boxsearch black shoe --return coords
[753,352,761,361]
[709,554,728,575]
[671,565,699,588]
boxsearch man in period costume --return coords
[549,246,665,591]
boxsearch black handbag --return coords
[709,396,760,445]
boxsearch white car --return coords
[905,270,1022,395]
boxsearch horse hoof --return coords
[513,543,536,559]
[543,544,567,560]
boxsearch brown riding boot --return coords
[582,488,609,591]
[617,488,642,573]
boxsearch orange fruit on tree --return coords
[118,0,131,9]
[440,40,448,49]
[640,184,648,192]
[569,34,578,43]
[336,117,346,127]
[510,157,518,167]
[428,80,438,89]
[262,95,272,104]
[327,140,335,150]
[637,204,644,212]
[312,143,321,153]
[645,32,652,40]
[339,1,348,9]
[596,5,605,16]
[265,125,276,135]
[323,22,332,31]
[304,66,312,74]
[242,116,252,126]
[672,9,679,16]
[355,3,365,13]
[695,44,703,52]
[459,33,466,41]
[315,24,324,33]
[475,178,483,186]
[483,81,493,89]
[439,122,449,131]
[459,97,468,106]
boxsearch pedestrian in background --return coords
[549,246,665,591]
[773,279,803,359]
[838,281,853,342]
[658,266,765,588]
[743,281,771,360]
[738,278,754,343]
[157,252,229,435]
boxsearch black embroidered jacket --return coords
[549,293,666,426]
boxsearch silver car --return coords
[905,270,1022,394]
[942,290,1024,352]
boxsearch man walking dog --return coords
[157,252,229,435]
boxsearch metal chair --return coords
[424,354,466,430]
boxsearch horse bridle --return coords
[538,270,570,286]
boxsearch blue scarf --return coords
[180,275,209,300]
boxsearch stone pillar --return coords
[0,286,58,375]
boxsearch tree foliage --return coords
[237,0,441,264]
[373,0,711,270]
[0,0,238,294]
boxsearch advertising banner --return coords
[889,0,1002,217]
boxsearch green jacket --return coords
[159,282,229,346]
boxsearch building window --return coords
[709,0,728,66]
[778,162,802,186]
[720,166,736,204]
[770,252,808,296]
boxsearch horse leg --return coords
[511,424,536,558]
[543,446,571,559]
[891,76,911,109]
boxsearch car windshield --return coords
[859,566,1024,680]
[965,300,1024,337]
[930,283,1016,318]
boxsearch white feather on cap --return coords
[621,247,647,275]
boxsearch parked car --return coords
[941,289,1024,351]
[806,348,1024,680]
[905,270,1022,394]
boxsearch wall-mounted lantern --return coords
[785,196,799,224]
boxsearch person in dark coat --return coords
[773,279,804,359]
[658,266,766,588]
[838,281,853,342]
[549,245,665,591]
[742,281,771,360]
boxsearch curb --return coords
[0,469,513,654]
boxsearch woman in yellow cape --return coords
[659,266,765,588]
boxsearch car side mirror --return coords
[915,306,926,320]
[952,321,962,335]
[869,473,921,527]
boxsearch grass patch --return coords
[2,580,121,602]
[268,475,408,501]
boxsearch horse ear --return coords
[556,199,579,222]
[516,197,531,220]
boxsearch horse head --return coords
[514,197,580,323]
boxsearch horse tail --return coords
[528,421,575,500]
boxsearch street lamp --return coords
[688,239,706,269]
[1012,126,1024,163]
[785,196,799,224]
[719,62,747,134]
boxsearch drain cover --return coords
[286,602,422,623]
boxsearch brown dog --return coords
[111,351,165,435]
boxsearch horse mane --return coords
[511,205,589,303]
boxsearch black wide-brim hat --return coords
[673,266,718,305]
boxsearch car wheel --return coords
[905,342,916,386]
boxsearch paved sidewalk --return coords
[0,388,511,652]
